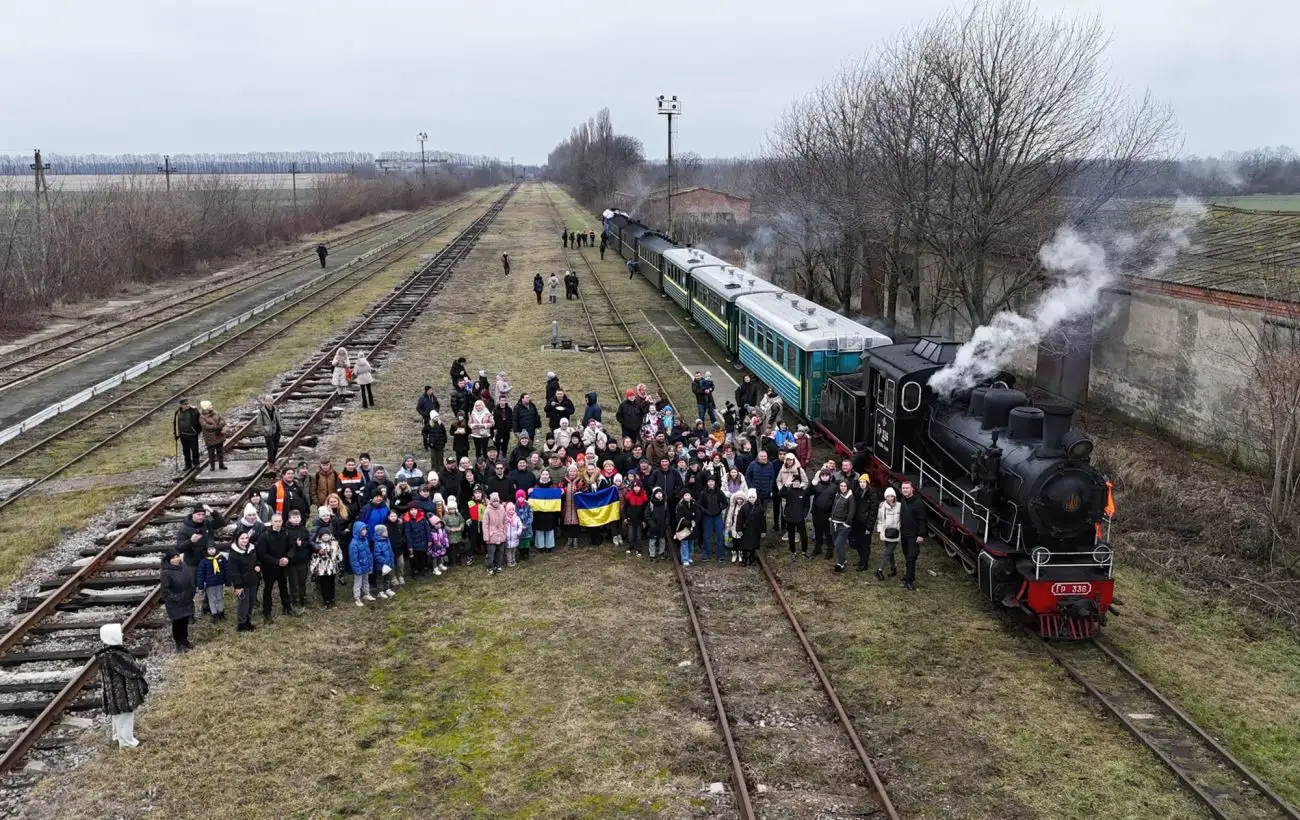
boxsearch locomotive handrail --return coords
[1030,547,1114,580]
[903,445,991,543]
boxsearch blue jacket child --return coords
[195,546,228,589]
[350,522,374,575]
[371,524,396,571]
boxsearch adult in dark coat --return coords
[175,504,224,569]
[95,623,148,748]
[852,476,881,571]
[545,389,575,430]
[173,398,201,470]
[779,475,810,557]
[513,394,542,442]
[581,391,602,427]
[416,387,440,423]
[160,551,196,652]
[616,389,645,441]
[545,372,561,404]
[226,531,261,632]
[450,357,469,390]
[898,481,929,591]
[486,462,514,506]
[809,470,837,558]
[255,515,297,622]
[736,489,765,565]
[734,375,759,413]
[492,398,514,452]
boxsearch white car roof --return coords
[736,291,892,352]
[662,247,779,301]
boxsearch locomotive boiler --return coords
[820,337,1116,638]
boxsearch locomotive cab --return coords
[852,338,1115,639]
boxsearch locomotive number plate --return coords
[1050,582,1092,596]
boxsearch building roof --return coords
[1090,203,1300,301]
[736,291,893,352]
[645,186,749,204]
[663,248,779,301]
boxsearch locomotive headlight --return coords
[1092,543,1113,565]
[1031,547,1051,566]
[1067,439,1094,460]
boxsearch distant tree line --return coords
[0,150,508,176]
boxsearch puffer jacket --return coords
[482,500,507,545]
[160,561,196,621]
[350,522,373,573]
[582,392,602,426]
[469,404,493,439]
[371,535,395,570]
[401,508,432,555]
[198,409,225,446]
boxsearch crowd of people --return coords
[157,359,928,654]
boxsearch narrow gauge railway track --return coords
[544,185,898,819]
[0,204,445,395]
[0,192,496,515]
[1043,639,1300,820]
[0,186,515,777]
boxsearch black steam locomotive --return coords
[818,337,1116,638]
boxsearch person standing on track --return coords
[316,244,328,268]
[561,227,569,248]
[258,395,283,469]
[96,623,148,748]
[502,252,511,276]
[599,235,607,260]
[161,549,196,652]
[533,273,544,304]
[173,398,201,470]
[331,348,351,395]
[354,353,374,408]
[548,272,559,303]
[197,400,227,470]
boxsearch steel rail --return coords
[1043,639,1299,820]
[0,207,437,392]
[0,197,487,513]
[0,186,516,776]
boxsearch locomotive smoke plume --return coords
[928,196,1207,397]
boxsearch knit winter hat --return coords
[199,400,213,411]
[243,503,258,519]
[884,487,897,499]
[318,506,332,518]
[100,623,124,647]
[515,489,526,502]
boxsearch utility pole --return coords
[510,156,515,181]
[30,149,49,194]
[417,132,428,183]
[656,95,681,238]
[157,154,173,191]
[290,161,299,217]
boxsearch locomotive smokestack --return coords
[1038,404,1074,458]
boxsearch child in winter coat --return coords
[504,502,523,568]
[482,492,508,574]
[371,524,397,598]
[350,522,374,604]
[622,478,648,556]
[194,543,228,624]
[384,509,407,586]
[443,497,465,567]
[310,533,342,608]
[428,515,450,575]
[514,490,534,562]
[424,412,448,468]
[495,372,512,404]
[646,487,669,561]
[723,401,738,442]
[642,406,660,442]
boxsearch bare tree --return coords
[758,0,1178,329]
[546,109,644,206]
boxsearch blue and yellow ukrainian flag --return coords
[575,486,620,527]
[529,486,563,513]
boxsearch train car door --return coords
[871,366,899,471]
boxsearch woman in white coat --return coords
[330,348,351,393]
[875,486,902,580]
[353,354,374,408]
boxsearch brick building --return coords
[618,186,751,226]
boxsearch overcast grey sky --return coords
[1,0,1294,163]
